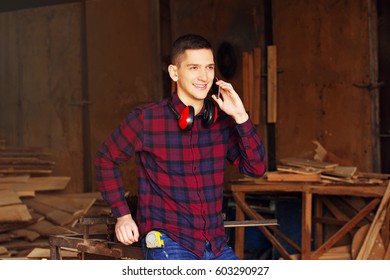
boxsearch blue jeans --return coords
[142,232,239,260]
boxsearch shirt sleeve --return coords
[227,118,267,177]
[94,108,144,218]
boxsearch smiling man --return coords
[95,34,267,260]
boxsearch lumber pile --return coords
[0,145,55,175]
[265,141,390,184]
[0,143,115,259]
[0,176,111,259]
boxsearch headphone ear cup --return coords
[178,106,194,131]
[202,100,217,128]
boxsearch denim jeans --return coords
[142,232,239,260]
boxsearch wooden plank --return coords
[352,224,386,260]
[11,228,40,242]
[277,165,322,175]
[318,245,351,260]
[242,52,250,112]
[267,171,321,182]
[0,175,29,184]
[385,243,390,260]
[252,48,261,125]
[34,194,96,215]
[0,204,32,222]
[23,198,79,226]
[248,50,254,120]
[234,192,245,259]
[0,176,70,192]
[267,45,277,123]
[0,246,9,257]
[3,238,50,252]
[289,245,352,260]
[26,220,78,237]
[27,248,78,260]
[356,182,390,259]
[0,190,22,206]
[15,190,35,197]
[323,166,357,178]
[301,191,312,259]
[280,157,339,170]
[314,196,324,249]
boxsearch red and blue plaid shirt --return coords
[94,93,266,258]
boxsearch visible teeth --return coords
[194,84,206,89]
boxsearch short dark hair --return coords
[170,34,213,65]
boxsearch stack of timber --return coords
[0,145,55,176]
[264,141,390,184]
[268,160,389,184]
[0,176,111,259]
[0,143,114,259]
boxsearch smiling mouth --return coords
[193,83,207,90]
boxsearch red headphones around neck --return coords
[168,99,218,131]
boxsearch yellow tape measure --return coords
[145,230,165,248]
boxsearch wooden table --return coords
[228,180,388,260]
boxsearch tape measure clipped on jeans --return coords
[145,230,165,248]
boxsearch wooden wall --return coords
[0,3,85,192]
[0,0,161,193]
[86,0,161,194]
[272,0,378,172]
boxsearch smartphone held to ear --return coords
[210,77,221,99]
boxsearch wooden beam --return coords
[267,45,277,123]
[252,48,261,125]
[301,191,312,259]
[234,192,245,259]
[242,52,250,112]
[0,204,32,222]
[0,190,22,206]
[356,182,390,259]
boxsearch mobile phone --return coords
[210,77,220,98]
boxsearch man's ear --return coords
[168,64,178,82]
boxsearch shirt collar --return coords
[170,92,208,116]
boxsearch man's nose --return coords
[198,69,208,81]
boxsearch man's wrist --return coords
[233,112,249,124]
[118,213,133,221]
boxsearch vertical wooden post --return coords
[234,192,246,259]
[242,52,250,113]
[267,45,277,123]
[252,48,261,125]
[314,196,323,249]
[248,51,254,120]
[301,190,312,259]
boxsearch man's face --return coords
[174,49,215,104]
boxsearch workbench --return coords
[228,180,388,260]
